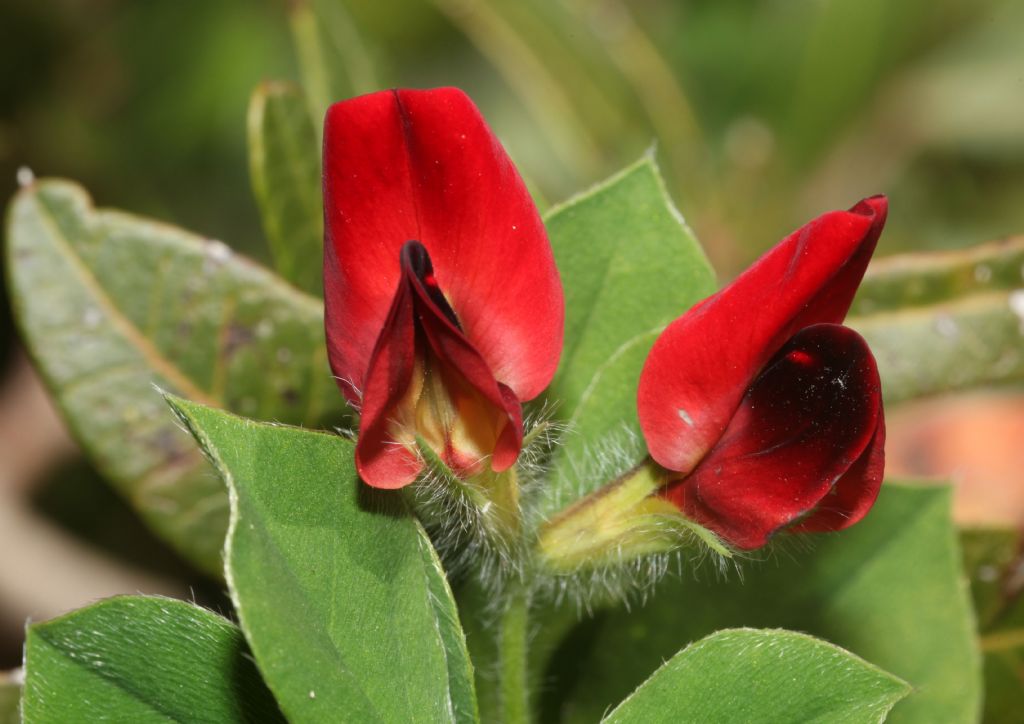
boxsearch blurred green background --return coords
[4,0,1024,301]
[2,0,1024,671]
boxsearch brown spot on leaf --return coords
[150,427,191,467]
[224,323,255,359]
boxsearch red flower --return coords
[637,197,888,549]
[323,88,564,489]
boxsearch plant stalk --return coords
[499,582,531,724]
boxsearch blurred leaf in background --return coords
[0,0,304,668]
[6,179,347,574]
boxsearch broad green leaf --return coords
[545,155,714,414]
[22,596,284,723]
[248,80,323,295]
[961,528,1024,724]
[4,179,347,575]
[0,673,19,724]
[539,157,715,512]
[167,397,478,724]
[455,581,502,723]
[554,483,981,723]
[604,629,909,724]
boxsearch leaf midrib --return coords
[33,631,180,722]
[31,188,216,407]
[187,409,448,724]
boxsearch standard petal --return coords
[661,324,883,550]
[638,196,886,473]
[323,87,563,406]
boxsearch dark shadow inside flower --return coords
[662,324,883,550]
[355,241,522,488]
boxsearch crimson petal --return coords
[638,196,886,474]
[662,324,884,550]
[324,88,563,409]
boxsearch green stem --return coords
[499,583,530,724]
[536,458,731,572]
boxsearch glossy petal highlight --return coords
[637,196,887,475]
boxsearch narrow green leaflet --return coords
[851,292,1024,403]
[852,236,1024,315]
[167,397,478,724]
[248,80,323,295]
[847,237,1024,403]
[287,0,379,126]
[961,528,1024,723]
[22,596,284,723]
[4,179,347,574]
[604,629,909,724]
[0,673,19,724]
[555,483,981,723]
[539,157,715,512]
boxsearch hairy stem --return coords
[499,582,531,724]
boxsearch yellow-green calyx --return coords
[414,435,522,539]
[536,459,731,573]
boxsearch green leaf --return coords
[848,238,1024,403]
[22,595,284,723]
[247,80,323,295]
[853,237,1024,315]
[604,629,910,724]
[961,528,1024,724]
[539,157,715,512]
[554,483,981,723]
[850,292,1024,404]
[4,179,348,575]
[545,155,714,416]
[0,673,19,724]
[167,396,478,724]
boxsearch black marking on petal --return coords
[400,240,462,329]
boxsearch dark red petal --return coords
[354,272,423,489]
[354,242,524,489]
[662,324,883,550]
[637,196,886,474]
[790,410,885,534]
[323,88,563,407]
